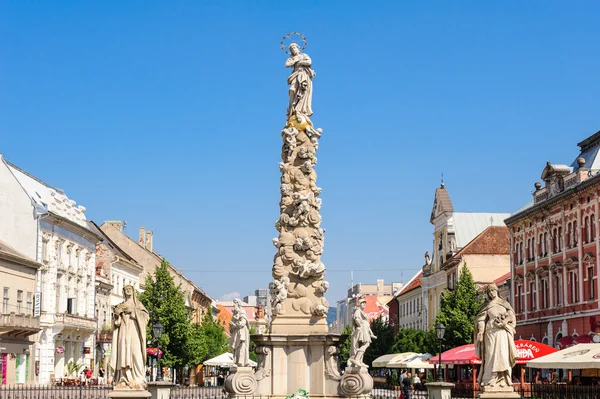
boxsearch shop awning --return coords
[556,334,594,350]
[372,352,417,368]
[430,340,557,366]
[527,343,600,369]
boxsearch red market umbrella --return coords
[514,340,558,364]
[430,340,557,366]
[430,344,481,365]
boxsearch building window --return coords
[26,292,32,315]
[540,279,548,309]
[589,266,595,300]
[3,288,8,314]
[558,226,563,251]
[585,216,591,243]
[543,232,548,255]
[17,290,23,314]
[517,285,523,313]
[592,214,597,241]
[555,275,562,306]
[553,228,559,253]
[567,222,573,248]
[531,237,536,260]
[570,271,579,303]
[67,298,74,315]
[529,281,536,310]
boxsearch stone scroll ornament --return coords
[270,33,329,321]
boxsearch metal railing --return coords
[0,384,112,399]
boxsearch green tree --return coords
[390,328,428,354]
[138,259,194,368]
[197,312,229,361]
[338,324,353,367]
[249,326,258,363]
[364,316,395,367]
[433,263,482,352]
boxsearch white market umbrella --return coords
[203,352,257,368]
[372,352,417,368]
[388,353,435,369]
[526,343,600,369]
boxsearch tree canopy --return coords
[432,263,482,352]
[364,316,395,367]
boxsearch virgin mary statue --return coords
[110,285,150,390]
[474,284,518,390]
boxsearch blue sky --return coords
[1,1,599,304]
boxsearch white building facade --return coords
[1,158,100,384]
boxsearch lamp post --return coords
[435,323,446,382]
[153,322,164,382]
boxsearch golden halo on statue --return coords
[280,32,308,54]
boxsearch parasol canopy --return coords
[526,343,600,369]
[429,340,557,365]
[388,353,434,369]
[372,352,417,368]
[203,352,257,368]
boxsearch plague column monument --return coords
[225,33,373,399]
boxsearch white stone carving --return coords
[110,285,150,390]
[230,299,251,367]
[474,283,518,391]
[286,43,315,117]
[348,298,377,368]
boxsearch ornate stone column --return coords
[251,34,346,399]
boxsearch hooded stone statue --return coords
[474,284,518,390]
[110,285,150,390]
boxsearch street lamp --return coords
[153,322,164,382]
[435,323,446,382]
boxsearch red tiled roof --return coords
[493,272,511,285]
[455,226,509,256]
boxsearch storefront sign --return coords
[55,346,65,354]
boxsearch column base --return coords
[339,366,373,399]
[108,390,151,398]
[425,381,454,399]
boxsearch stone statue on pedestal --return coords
[474,284,518,391]
[230,299,250,367]
[286,43,315,117]
[110,285,150,391]
[348,298,377,368]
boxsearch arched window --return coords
[531,237,536,259]
[567,222,573,248]
[585,216,591,243]
[558,226,563,251]
[553,228,559,253]
[574,221,578,245]
[538,233,543,256]
[592,214,596,241]
[543,232,548,255]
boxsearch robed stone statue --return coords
[474,284,518,390]
[230,299,250,367]
[110,285,150,390]
[285,43,315,117]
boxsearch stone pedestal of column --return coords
[225,366,258,398]
[477,386,520,399]
[252,333,343,399]
[147,381,174,399]
[339,366,373,399]
[425,382,455,399]
[108,389,151,398]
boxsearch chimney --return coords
[105,221,123,232]
[145,230,153,252]
[139,227,146,246]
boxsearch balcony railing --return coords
[56,312,96,330]
[0,312,41,336]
